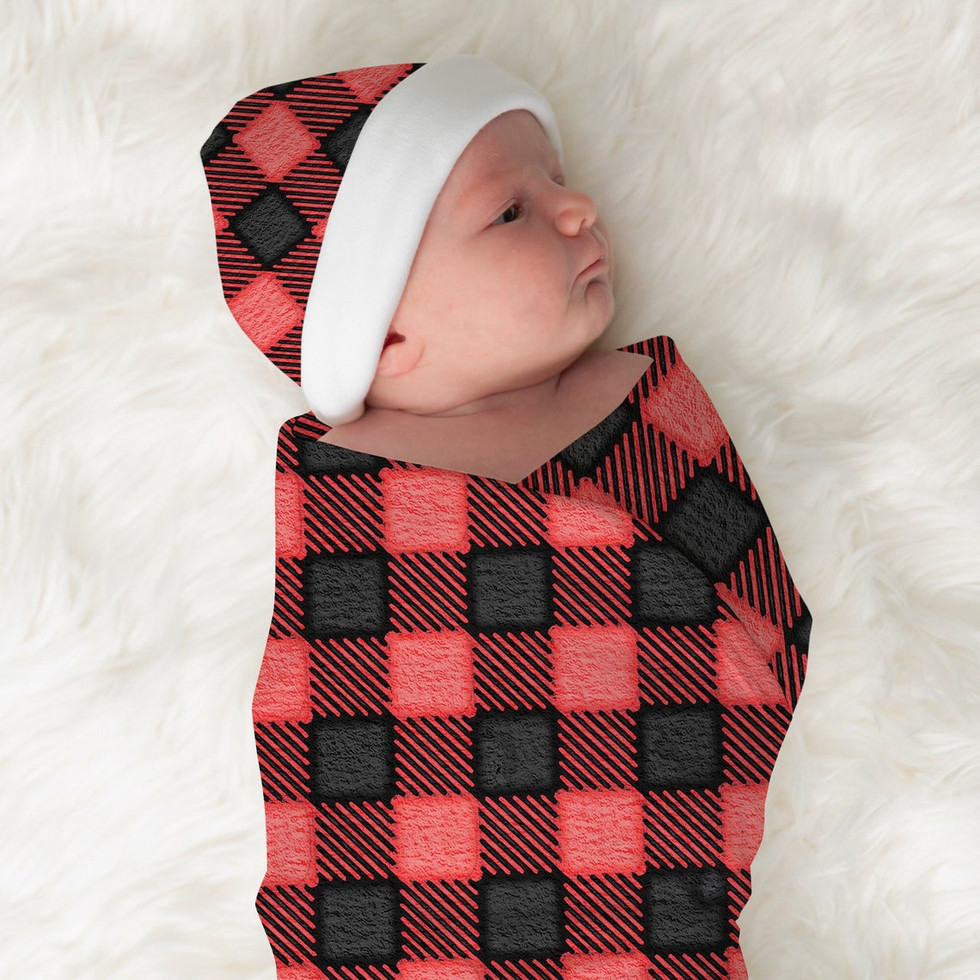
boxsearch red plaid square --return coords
[562,953,650,979]
[557,789,645,875]
[227,271,304,350]
[263,801,317,886]
[253,636,310,722]
[211,204,227,235]
[339,63,417,102]
[639,355,728,465]
[721,782,767,870]
[388,632,475,718]
[713,615,786,706]
[394,793,481,881]
[551,626,639,712]
[275,469,305,558]
[275,966,327,980]
[235,100,319,182]
[382,468,469,552]
[547,492,636,549]
[398,959,485,979]
[726,946,750,980]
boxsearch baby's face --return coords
[385,109,614,410]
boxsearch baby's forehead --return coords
[447,111,561,187]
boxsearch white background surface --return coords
[2,1,978,976]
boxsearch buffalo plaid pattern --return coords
[253,337,810,979]
[201,62,424,382]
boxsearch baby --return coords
[203,55,809,979]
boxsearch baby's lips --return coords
[576,231,605,270]
[576,248,609,282]
[593,219,614,272]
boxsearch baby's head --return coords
[368,108,613,416]
[202,56,613,424]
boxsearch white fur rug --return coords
[3,1,978,977]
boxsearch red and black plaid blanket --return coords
[252,336,809,980]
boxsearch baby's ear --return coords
[374,330,422,378]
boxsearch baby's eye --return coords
[492,203,523,226]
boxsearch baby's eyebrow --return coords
[457,147,563,214]
[478,144,561,180]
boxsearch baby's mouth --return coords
[571,224,613,289]
[576,237,609,281]
[577,254,608,280]
[593,222,613,276]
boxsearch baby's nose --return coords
[554,188,598,236]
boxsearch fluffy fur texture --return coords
[2,0,977,977]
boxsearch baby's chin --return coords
[586,280,616,337]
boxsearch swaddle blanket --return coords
[252,335,810,979]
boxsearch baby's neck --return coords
[318,349,652,483]
[411,371,564,421]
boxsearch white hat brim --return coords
[300,54,562,426]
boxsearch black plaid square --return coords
[629,542,717,625]
[230,186,310,267]
[304,552,388,637]
[315,879,401,965]
[637,703,723,790]
[558,397,638,477]
[309,714,395,802]
[200,121,233,163]
[297,436,388,477]
[321,105,373,173]
[473,708,559,796]
[658,471,766,581]
[479,873,565,960]
[466,546,553,633]
[642,867,729,955]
